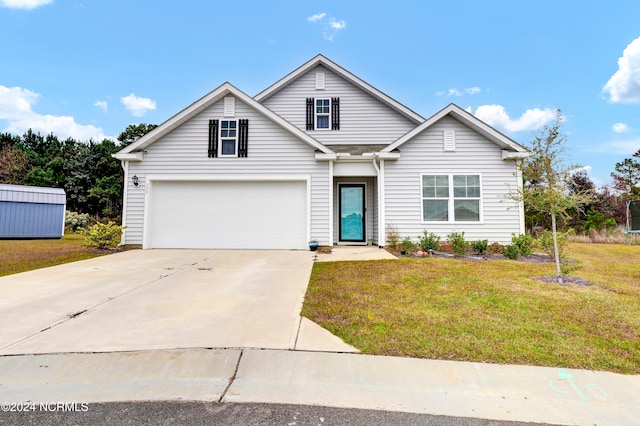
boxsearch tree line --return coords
[0,124,156,220]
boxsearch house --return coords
[113,55,529,249]
[0,184,66,239]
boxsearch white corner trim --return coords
[315,153,338,161]
[376,152,400,160]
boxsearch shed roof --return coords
[0,184,66,205]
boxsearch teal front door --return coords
[339,184,365,242]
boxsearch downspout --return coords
[119,160,129,245]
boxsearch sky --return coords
[1,0,640,186]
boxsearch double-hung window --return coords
[422,174,481,222]
[315,99,330,129]
[220,120,237,156]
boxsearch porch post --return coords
[328,160,334,246]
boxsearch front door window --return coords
[339,184,365,242]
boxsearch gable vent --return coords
[444,130,456,151]
[223,96,235,117]
[315,72,325,90]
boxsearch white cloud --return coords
[121,93,156,117]
[465,86,481,95]
[0,85,111,141]
[307,12,326,22]
[472,104,557,132]
[0,0,52,9]
[307,12,346,41]
[329,18,346,30]
[602,36,640,103]
[439,87,481,97]
[612,122,630,133]
[447,88,462,97]
[94,100,108,112]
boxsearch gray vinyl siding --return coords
[384,116,523,245]
[122,98,330,246]
[0,184,65,239]
[261,65,416,145]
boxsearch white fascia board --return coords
[502,150,531,160]
[254,55,425,124]
[112,152,144,161]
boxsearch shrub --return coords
[486,242,504,254]
[502,244,520,260]
[583,208,617,233]
[65,211,91,231]
[401,237,417,253]
[446,231,469,256]
[81,221,124,249]
[471,239,488,255]
[385,224,401,249]
[511,233,534,257]
[418,230,440,252]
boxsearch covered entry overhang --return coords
[315,148,400,246]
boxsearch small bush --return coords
[471,239,488,255]
[385,224,401,249]
[401,237,417,253]
[418,230,441,252]
[511,233,534,257]
[502,244,520,260]
[447,231,469,256]
[81,221,124,249]
[486,242,504,254]
[583,208,617,233]
[65,211,91,231]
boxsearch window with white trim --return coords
[220,120,237,156]
[315,98,330,129]
[422,174,481,222]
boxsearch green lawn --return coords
[0,233,106,277]
[302,243,640,374]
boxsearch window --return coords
[208,119,248,158]
[316,99,330,129]
[220,120,237,156]
[306,97,340,130]
[422,174,481,222]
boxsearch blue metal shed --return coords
[0,184,66,239]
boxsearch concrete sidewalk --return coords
[1,348,638,425]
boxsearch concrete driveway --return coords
[0,249,354,355]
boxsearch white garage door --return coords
[147,180,307,249]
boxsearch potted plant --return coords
[309,240,319,251]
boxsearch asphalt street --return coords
[0,402,554,426]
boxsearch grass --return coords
[0,233,106,277]
[302,243,640,374]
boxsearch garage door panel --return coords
[147,181,307,249]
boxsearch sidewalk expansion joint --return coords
[218,349,243,403]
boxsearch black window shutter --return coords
[331,97,340,130]
[208,119,219,158]
[306,98,314,130]
[238,119,249,158]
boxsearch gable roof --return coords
[254,54,425,125]
[382,103,529,154]
[115,82,334,158]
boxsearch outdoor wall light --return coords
[132,175,139,187]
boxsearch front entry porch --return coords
[333,176,378,245]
